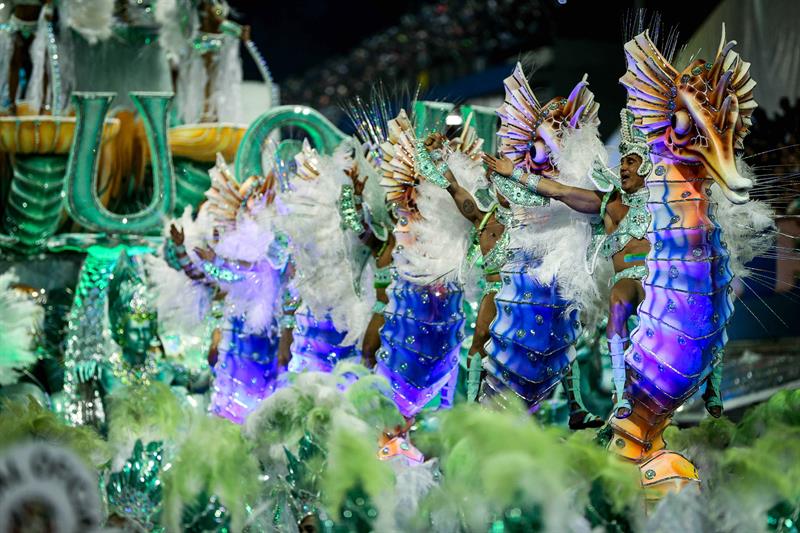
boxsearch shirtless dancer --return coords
[484,109,663,419]
[417,131,510,402]
[341,162,395,369]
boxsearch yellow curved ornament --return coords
[0,112,120,155]
[0,110,121,206]
[168,122,247,163]
[0,105,121,248]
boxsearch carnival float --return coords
[0,1,798,531]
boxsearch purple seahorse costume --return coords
[376,278,465,418]
[480,254,580,408]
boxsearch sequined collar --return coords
[621,187,648,208]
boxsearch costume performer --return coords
[607,28,769,493]
[153,156,285,424]
[551,28,765,494]
[487,104,650,421]
[408,119,510,408]
[347,160,396,370]
[0,0,60,114]
[340,97,399,370]
[375,109,474,450]
[277,140,372,372]
[158,0,248,124]
[481,65,605,428]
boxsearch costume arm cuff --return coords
[338,184,366,234]
[415,140,451,188]
[201,258,245,283]
[491,172,549,207]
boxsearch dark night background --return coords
[229,0,800,349]
[232,0,721,137]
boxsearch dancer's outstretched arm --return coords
[420,133,482,224]
[483,154,603,214]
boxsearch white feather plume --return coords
[0,272,43,385]
[59,0,114,44]
[211,36,243,123]
[215,211,272,264]
[393,179,473,284]
[712,158,776,279]
[168,205,215,263]
[447,151,492,209]
[177,53,206,124]
[212,205,282,335]
[374,459,440,531]
[508,124,606,313]
[142,254,211,336]
[176,29,243,124]
[155,0,194,64]
[21,10,48,111]
[277,143,371,344]
[553,125,607,191]
[218,265,281,335]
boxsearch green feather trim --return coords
[344,374,404,435]
[162,409,260,532]
[106,382,185,460]
[424,403,641,530]
[0,397,110,468]
[0,273,44,385]
[321,425,394,516]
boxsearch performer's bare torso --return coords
[372,232,395,305]
[478,212,505,284]
[601,193,649,273]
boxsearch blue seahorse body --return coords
[376,278,465,418]
[210,316,280,424]
[481,255,580,407]
[626,178,733,425]
[289,307,361,373]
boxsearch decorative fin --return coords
[621,27,757,148]
[619,30,679,143]
[496,63,542,169]
[293,139,322,182]
[453,112,484,160]
[380,110,419,223]
[497,63,599,171]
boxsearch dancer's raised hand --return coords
[169,224,184,246]
[482,153,515,177]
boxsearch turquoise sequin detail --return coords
[611,264,648,286]
[374,266,392,289]
[415,140,450,188]
[201,260,244,282]
[599,188,650,259]
[338,184,365,234]
[483,232,511,276]
[492,174,549,207]
[482,280,504,297]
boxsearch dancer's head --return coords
[619,153,646,194]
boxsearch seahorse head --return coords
[497,63,599,180]
[621,26,757,204]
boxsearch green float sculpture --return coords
[64,92,175,235]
